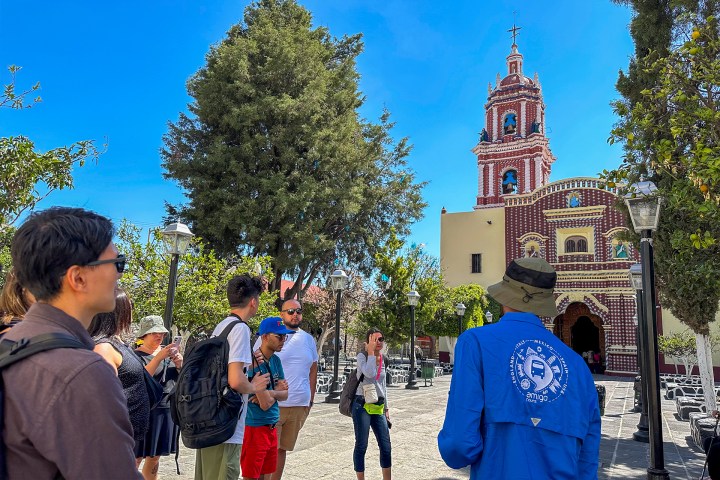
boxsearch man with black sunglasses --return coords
[253,298,318,480]
[2,207,142,479]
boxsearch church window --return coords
[565,236,588,253]
[503,112,517,135]
[471,253,482,273]
[502,169,518,195]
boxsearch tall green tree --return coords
[608,0,720,410]
[162,0,425,301]
[360,233,447,351]
[116,221,276,336]
[0,66,100,229]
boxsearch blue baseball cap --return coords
[259,317,296,336]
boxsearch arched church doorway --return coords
[571,316,599,354]
[553,302,605,366]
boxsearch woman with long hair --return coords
[352,328,392,480]
[0,269,36,336]
[88,288,150,444]
[134,315,182,480]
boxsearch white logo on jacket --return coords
[510,339,568,404]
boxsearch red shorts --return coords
[241,425,278,478]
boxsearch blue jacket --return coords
[438,312,600,479]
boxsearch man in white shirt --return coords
[254,298,317,480]
[195,275,270,480]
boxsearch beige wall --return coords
[440,207,506,288]
[659,306,720,369]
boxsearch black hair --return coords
[88,288,132,340]
[11,207,114,301]
[366,327,382,342]
[227,275,264,308]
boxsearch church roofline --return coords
[503,177,619,208]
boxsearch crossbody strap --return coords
[0,333,88,369]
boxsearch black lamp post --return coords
[161,222,194,337]
[325,269,349,404]
[455,302,466,336]
[406,290,420,390]
[625,181,668,480]
[630,263,649,443]
[485,310,494,326]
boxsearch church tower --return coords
[473,33,556,209]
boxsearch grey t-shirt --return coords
[355,352,388,407]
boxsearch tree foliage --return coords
[1,66,100,228]
[161,0,425,300]
[115,221,277,336]
[606,2,720,335]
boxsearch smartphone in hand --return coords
[387,420,393,429]
[173,335,182,346]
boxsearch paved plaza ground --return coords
[156,374,712,479]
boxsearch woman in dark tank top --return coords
[89,288,150,444]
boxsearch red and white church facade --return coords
[440,40,642,375]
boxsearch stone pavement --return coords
[156,375,711,479]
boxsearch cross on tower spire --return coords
[508,19,521,46]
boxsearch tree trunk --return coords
[695,333,718,413]
[317,327,332,358]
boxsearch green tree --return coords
[360,233,447,352]
[0,66,100,228]
[608,1,720,410]
[161,0,425,300]
[115,221,276,336]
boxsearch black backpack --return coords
[0,333,88,479]
[170,316,249,450]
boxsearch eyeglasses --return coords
[85,254,126,273]
[282,308,302,315]
[271,334,287,341]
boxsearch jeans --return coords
[351,395,391,472]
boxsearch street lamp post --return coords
[325,269,348,404]
[630,263,649,443]
[625,181,668,480]
[455,302,466,336]
[485,310,494,326]
[406,290,420,390]
[160,222,194,337]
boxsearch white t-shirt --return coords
[253,328,317,407]
[213,316,252,444]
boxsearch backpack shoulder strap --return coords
[0,333,88,370]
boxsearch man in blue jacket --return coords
[438,257,601,479]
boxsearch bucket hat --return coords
[136,315,169,338]
[486,257,559,317]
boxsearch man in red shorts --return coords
[242,317,292,480]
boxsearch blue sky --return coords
[0,1,633,258]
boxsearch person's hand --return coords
[251,372,270,393]
[385,409,390,421]
[253,349,265,365]
[157,343,176,360]
[275,379,288,391]
[366,333,380,355]
[712,410,720,419]
[171,350,183,369]
[250,396,260,405]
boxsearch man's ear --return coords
[63,265,89,294]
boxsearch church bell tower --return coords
[473,28,556,209]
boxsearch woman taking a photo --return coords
[353,328,392,480]
[134,315,183,480]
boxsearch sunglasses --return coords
[377,337,385,342]
[271,333,287,340]
[282,308,302,315]
[85,254,126,273]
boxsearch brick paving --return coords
[154,374,710,479]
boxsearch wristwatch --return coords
[309,401,314,407]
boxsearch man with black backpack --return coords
[1,207,142,479]
[194,275,270,480]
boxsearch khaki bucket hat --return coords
[136,315,169,338]
[487,257,559,317]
